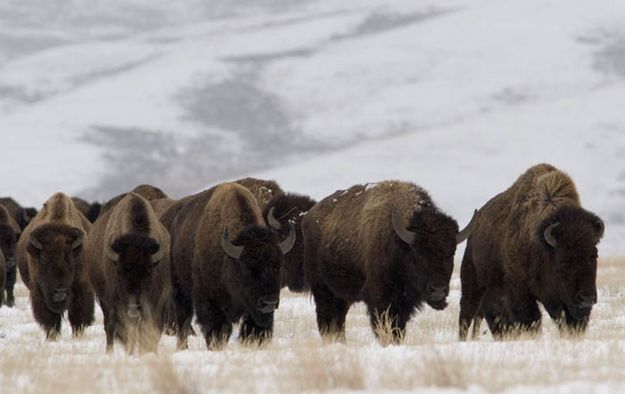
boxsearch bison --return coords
[71,197,102,223]
[164,182,295,350]
[0,204,20,307]
[86,192,171,353]
[263,193,317,292]
[458,164,604,340]
[303,181,476,344]
[0,197,37,231]
[235,177,284,212]
[16,192,94,339]
[131,184,168,201]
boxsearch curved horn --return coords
[222,228,243,260]
[456,209,478,244]
[544,222,559,248]
[105,243,119,263]
[70,228,84,249]
[391,210,416,245]
[29,233,43,250]
[267,207,282,230]
[279,221,296,254]
[151,243,165,264]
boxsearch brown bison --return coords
[132,184,168,201]
[303,181,476,344]
[263,193,316,292]
[71,197,102,223]
[150,198,176,217]
[0,249,5,308]
[0,197,37,231]
[458,164,604,340]
[164,182,295,350]
[16,193,94,339]
[86,192,171,353]
[0,205,20,307]
[235,177,284,212]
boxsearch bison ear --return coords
[590,214,604,242]
[27,230,44,256]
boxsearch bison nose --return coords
[52,288,68,302]
[257,296,279,313]
[427,285,448,301]
[575,291,597,308]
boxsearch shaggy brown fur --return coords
[0,197,37,230]
[0,249,5,309]
[164,183,293,350]
[303,181,468,344]
[86,192,172,353]
[71,197,102,223]
[150,198,176,218]
[459,164,604,340]
[16,193,94,339]
[0,205,20,307]
[235,177,285,212]
[132,184,168,201]
[263,193,316,292]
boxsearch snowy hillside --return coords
[1,0,625,253]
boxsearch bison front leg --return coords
[194,296,232,351]
[458,244,485,340]
[173,287,193,350]
[31,284,62,340]
[5,263,16,307]
[105,308,117,353]
[68,280,95,337]
[311,282,349,342]
[506,295,542,338]
[239,315,273,345]
[366,302,408,346]
[556,309,590,337]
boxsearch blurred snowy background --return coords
[1,0,624,253]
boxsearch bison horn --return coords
[105,243,120,263]
[391,210,416,245]
[29,233,43,250]
[222,228,243,259]
[456,209,478,244]
[267,207,282,230]
[151,243,165,264]
[70,228,84,249]
[279,221,296,254]
[544,222,559,248]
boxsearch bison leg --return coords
[68,280,95,337]
[506,295,542,338]
[458,243,485,341]
[239,314,273,345]
[366,302,408,346]
[105,308,117,353]
[31,284,62,340]
[173,287,193,350]
[312,282,349,342]
[557,309,589,337]
[195,296,232,351]
[5,264,16,307]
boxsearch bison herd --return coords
[0,163,604,353]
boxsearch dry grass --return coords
[1,257,625,393]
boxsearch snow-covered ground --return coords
[1,1,625,392]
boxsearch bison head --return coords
[105,233,164,320]
[0,224,18,271]
[392,208,477,310]
[26,224,84,313]
[264,194,317,292]
[539,206,604,328]
[222,224,295,327]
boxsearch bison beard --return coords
[458,164,604,340]
[303,181,475,345]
